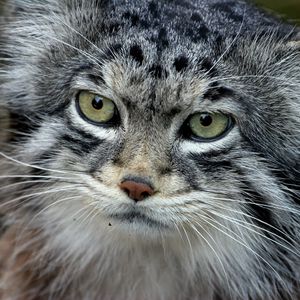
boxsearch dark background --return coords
[255,0,300,24]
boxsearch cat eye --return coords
[76,91,117,125]
[187,112,233,141]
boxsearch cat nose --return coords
[119,178,154,202]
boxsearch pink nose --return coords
[119,180,154,202]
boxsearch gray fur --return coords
[0,0,299,299]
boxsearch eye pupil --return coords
[92,96,104,110]
[199,114,213,126]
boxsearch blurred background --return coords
[255,0,300,24]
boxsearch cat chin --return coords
[102,212,175,240]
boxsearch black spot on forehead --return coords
[191,12,203,22]
[157,28,169,51]
[101,0,289,53]
[130,13,140,26]
[174,55,189,72]
[148,1,159,18]
[129,45,144,65]
[184,24,209,42]
[197,57,218,77]
[122,11,131,19]
[122,11,140,26]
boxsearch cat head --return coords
[1,0,299,274]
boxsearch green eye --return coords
[77,91,116,124]
[188,112,233,141]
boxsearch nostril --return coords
[123,188,130,196]
[141,191,150,199]
[119,179,154,202]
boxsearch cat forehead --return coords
[98,0,277,40]
[30,0,294,114]
[101,56,209,112]
[77,39,220,112]
[66,0,282,59]
[62,0,285,108]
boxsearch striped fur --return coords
[0,1,299,299]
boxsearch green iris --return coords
[77,91,116,124]
[189,112,232,140]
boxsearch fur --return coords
[0,0,299,299]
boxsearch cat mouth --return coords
[109,210,168,229]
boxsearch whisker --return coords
[0,180,66,192]
[0,175,78,181]
[209,210,299,258]
[195,214,286,287]
[186,219,231,295]
[0,151,83,176]
[0,185,82,210]
[179,223,196,266]
[202,191,300,216]
[198,194,300,238]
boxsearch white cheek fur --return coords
[68,102,118,141]
[179,126,240,154]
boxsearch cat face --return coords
[1,1,299,297]
[3,0,298,232]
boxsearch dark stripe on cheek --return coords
[35,145,59,164]
[188,153,232,172]
[240,179,293,243]
[243,186,273,227]
[66,123,101,141]
[29,167,49,178]
[271,169,300,206]
[9,113,41,142]
[28,145,60,178]
[174,159,202,191]
[61,133,102,156]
